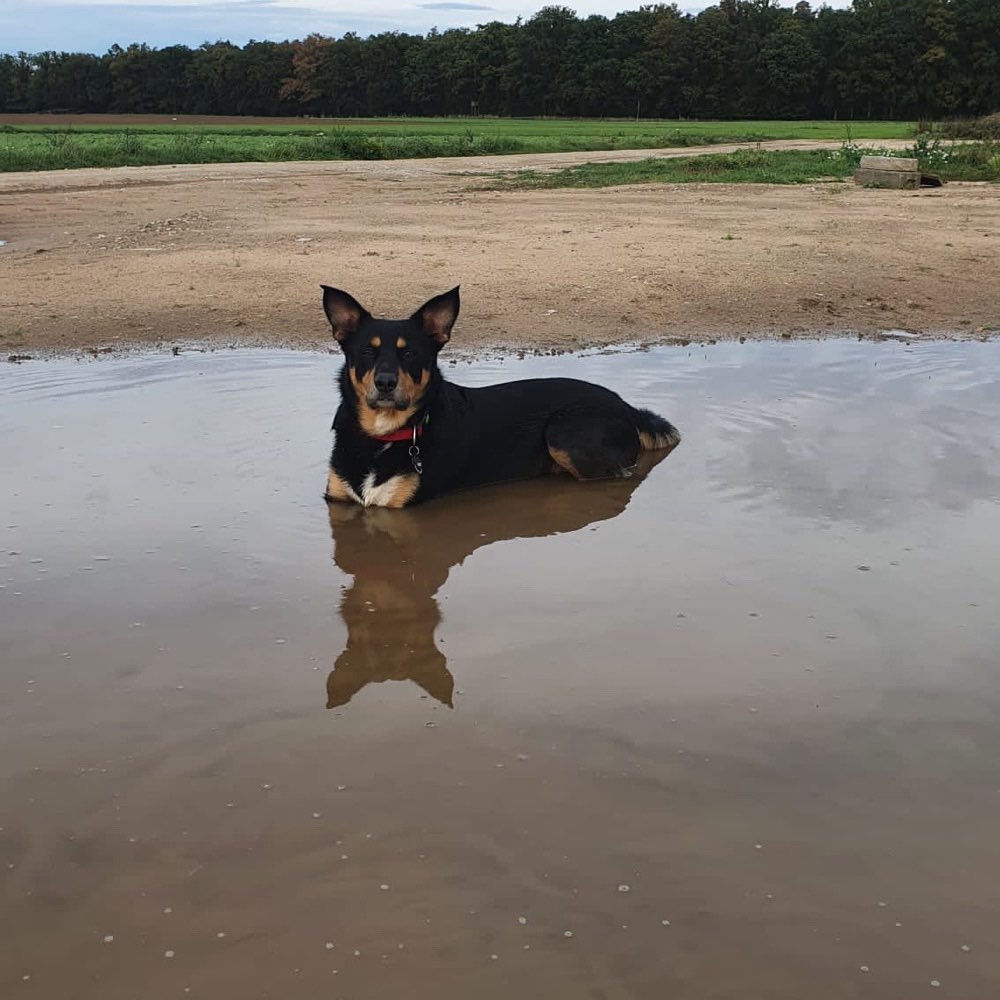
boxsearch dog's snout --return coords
[374,371,398,393]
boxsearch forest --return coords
[1,1,998,122]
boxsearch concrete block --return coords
[854,168,920,189]
[858,155,919,171]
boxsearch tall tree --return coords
[106,44,162,112]
[1,53,33,111]
[514,6,580,116]
[954,0,1000,115]
[362,32,420,115]
[469,20,520,115]
[279,33,334,114]
[689,6,739,117]
[758,6,818,118]
[634,4,696,119]
[813,4,856,118]
[238,42,296,116]
[324,33,368,116]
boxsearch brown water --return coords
[2,341,1000,999]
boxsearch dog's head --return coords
[322,286,458,424]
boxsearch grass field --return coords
[0,115,917,172]
[493,143,1000,189]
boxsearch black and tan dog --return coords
[323,285,680,508]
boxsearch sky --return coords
[3,0,856,56]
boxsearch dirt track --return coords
[2,141,998,357]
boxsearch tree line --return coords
[2,1,998,121]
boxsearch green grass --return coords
[492,143,1000,189]
[0,116,915,172]
[496,149,855,187]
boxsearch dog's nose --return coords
[374,371,398,393]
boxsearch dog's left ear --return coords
[412,286,460,346]
[322,285,370,342]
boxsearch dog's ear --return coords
[412,286,460,346]
[322,286,370,342]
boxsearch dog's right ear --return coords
[412,286,460,346]
[322,286,370,342]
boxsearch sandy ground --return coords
[1,140,998,357]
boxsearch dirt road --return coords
[2,141,997,356]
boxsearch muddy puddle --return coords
[2,340,1000,999]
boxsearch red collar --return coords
[370,422,426,444]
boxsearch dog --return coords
[323,285,680,508]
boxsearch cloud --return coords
[2,3,432,52]
[420,3,494,9]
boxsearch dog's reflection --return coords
[325,450,671,710]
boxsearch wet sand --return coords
[2,341,1000,998]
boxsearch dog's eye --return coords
[359,347,375,359]
[400,349,416,361]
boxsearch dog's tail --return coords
[632,407,681,452]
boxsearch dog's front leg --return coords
[325,468,361,505]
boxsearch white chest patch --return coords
[360,471,419,508]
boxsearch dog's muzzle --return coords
[366,386,410,410]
